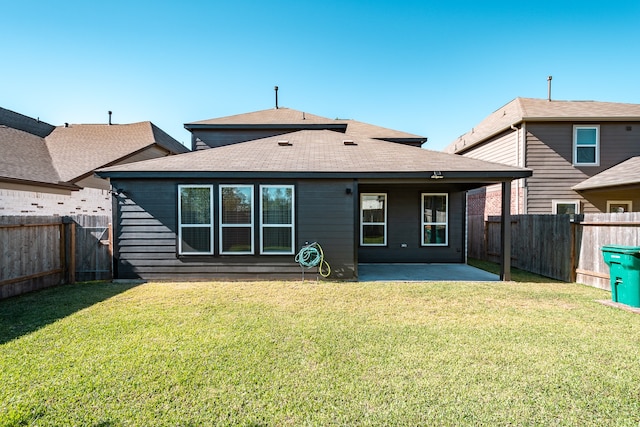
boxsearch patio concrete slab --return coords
[358,263,499,282]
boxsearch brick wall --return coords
[0,187,111,216]
[467,182,525,218]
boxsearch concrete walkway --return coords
[358,263,500,282]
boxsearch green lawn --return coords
[1,279,639,426]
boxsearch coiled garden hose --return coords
[295,242,331,278]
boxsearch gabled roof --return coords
[46,122,189,182]
[1,107,189,189]
[0,125,73,188]
[572,156,640,191]
[98,129,529,181]
[185,107,426,142]
[446,97,640,154]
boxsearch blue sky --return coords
[2,0,639,150]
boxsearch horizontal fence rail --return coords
[0,215,112,299]
[469,212,640,289]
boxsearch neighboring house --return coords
[98,107,531,281]
[445,97,640,216]
[0,107,189,215]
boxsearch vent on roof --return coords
[274,86,279,109]
[278,140,291,146]
[343,140,357,146]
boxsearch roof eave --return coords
[573,181,640,192]
[0,176,81,191]
[454,119,523,154]
[523,116,640,122]
[97,169,532,181]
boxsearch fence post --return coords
[63,216,76,284]
[108,222,113,277]
[500,181,512,281]
[570,220,577,283]
[59,222,66,282]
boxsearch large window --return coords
[220,185,254,254]
[422,193,448,246]
[361,193,387,246]
[573,125,599,166]
[178,185,214,255]
[260,185,294,254]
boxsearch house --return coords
[0,107,189,215]
[97,107,531,281]
[444,97,640,216]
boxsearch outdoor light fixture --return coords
[111,188,127,197]
[431,171,443,179]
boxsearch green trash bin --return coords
[601,245,640,308]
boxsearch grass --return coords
[468,258,565,283]
[1,279,639,426]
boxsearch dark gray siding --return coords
[111,178,357,281]
[358,184,466,263]
[525,122,640,213]
[192,129,306,151]
[296,180,357,279]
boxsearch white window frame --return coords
[219,184,254,255]
[260,185,295,255]
[607,200,633,213]
[552,200,580,215]
[360,193,387,246]
[573,125,600,166]
[422,193,448,246]
[178,184,214,255]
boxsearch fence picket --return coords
[0,215,111,299]
[469,212,640,289]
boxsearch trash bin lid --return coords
[601,245,640,255]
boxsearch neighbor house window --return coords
[260,185,294,254]
[178,185,214,255]
[607,200,633,213]
[220,185,254,254]
[422,193,448,246]
[553,200,580,215]
[361,193,387,246]
[573,125,599,166]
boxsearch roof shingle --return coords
[46,122,188,182]
[98,129,527,178]
[572,156,640,191]
[186,107,426,141]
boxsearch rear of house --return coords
[100,112,530,281]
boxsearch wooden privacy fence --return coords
[0,215,112,299]
[469,212,640,289]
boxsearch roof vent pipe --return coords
[108,110,112,125]
[547,76,552,101]
[274,86,279,109]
